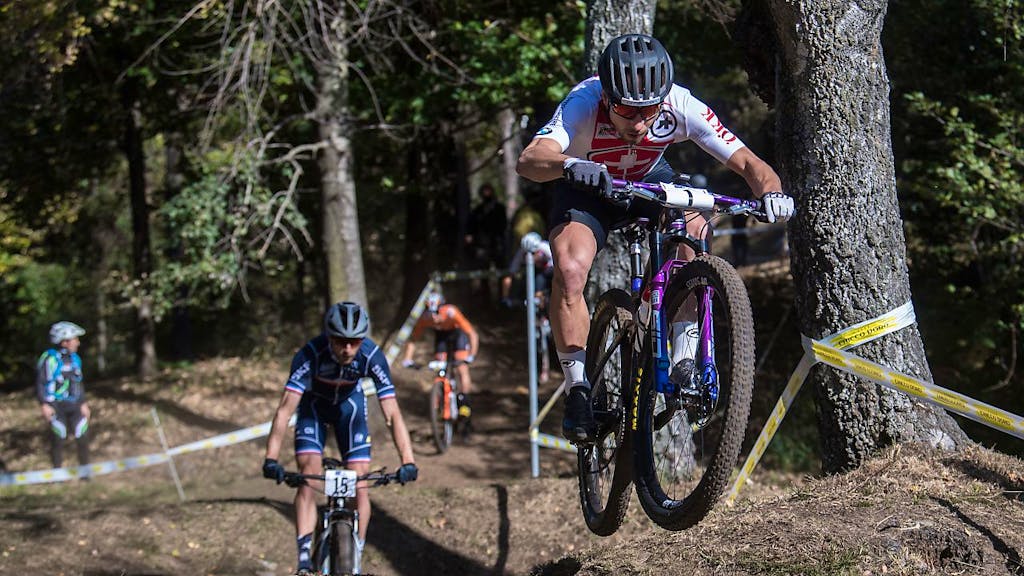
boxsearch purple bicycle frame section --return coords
[648,257,717,394]
[612,177,736,395]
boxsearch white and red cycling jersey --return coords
[535,77,746,180]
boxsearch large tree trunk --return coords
[120,80,156,381]
[757,0,969,472]
[582,0,657,303]
[316,10,367,306]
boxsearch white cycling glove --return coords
[761,192,795,223]
[563,158,612,197]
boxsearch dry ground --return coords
[3,244,1024,575]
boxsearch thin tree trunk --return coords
[316,9,366,306]
[164,132,193,361]
[120,80,156,380]
[499,107,522,220]
[583,0,657,304]
[757,0,969,472]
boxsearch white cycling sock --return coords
[671,321,699,365]
[557,349,589,392]
[353,535,365,574]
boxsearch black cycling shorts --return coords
[549,159,676,250]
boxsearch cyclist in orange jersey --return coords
[401,291,479,418]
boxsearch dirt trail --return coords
[3,270,1024,575]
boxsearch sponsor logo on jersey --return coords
[650,109,677,138]
[289,360,311,384]
[536,126,553,135]
[702,107,738,143]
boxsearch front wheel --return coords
[577,289,635,536]
[633,254,755,530]
[329,517,356,575]
[429,379,455,453]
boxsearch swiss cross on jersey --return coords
[587,106,675,179]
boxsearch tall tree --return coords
[739,0,970,473]
[315,4,366,305]
[582,0,657,302]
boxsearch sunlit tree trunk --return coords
[317,6,366,306]
[582,0,657,303]
[499,107,522,219]
[748,0,970,472]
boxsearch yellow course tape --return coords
[726,301,1024,504]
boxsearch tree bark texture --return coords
[763,0,969,472]
[582,0,657,304]
[120,80,156,381]
[499,108,522,220]
[316,9,367,307]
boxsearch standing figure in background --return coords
[37,321,90,471]
[466,183,508,270]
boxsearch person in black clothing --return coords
[465,183,508,269]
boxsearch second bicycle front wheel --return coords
[633,254,754,530]
[577,289,635,536]
[429,380,454,453]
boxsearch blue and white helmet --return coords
[521,232,545,253]
[49,321,86,345]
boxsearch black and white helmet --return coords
[49,321,86,345]
[324,302,370,339]
[597,34,674,106]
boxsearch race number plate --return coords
[324,469,358,498]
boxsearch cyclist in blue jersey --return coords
[36,321,90,470]
[262,302,418,576]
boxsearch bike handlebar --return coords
[610,178,765,218]
[281,468,404,489]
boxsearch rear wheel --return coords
[633,255,754,530]
[429,379,454,453]
[329,517,356,575]
[577,289,635,536]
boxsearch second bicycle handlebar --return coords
[610,178,765,218]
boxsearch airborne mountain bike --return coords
[578,175,764,534]
[278,457,409,575]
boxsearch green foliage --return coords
[887,0,1024,391]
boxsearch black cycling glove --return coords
[397,463,419,485]
[262,458,285,484]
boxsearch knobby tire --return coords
[633,255,755,531]
[429,380,454,454]
[329,518,356,575]
[577,289,635,536]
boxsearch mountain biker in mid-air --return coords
[262,302,418,576]
[401,291,480,423]
[516,33,795,443]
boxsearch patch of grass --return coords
[738,545,862,576]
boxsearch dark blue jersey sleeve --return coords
[361,340,395,399]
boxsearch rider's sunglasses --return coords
[611,102,662,121]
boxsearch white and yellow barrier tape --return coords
[726,301,1024,504]
[3,269,501,487]
[0,418,290,487]
[528,381,578,453]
